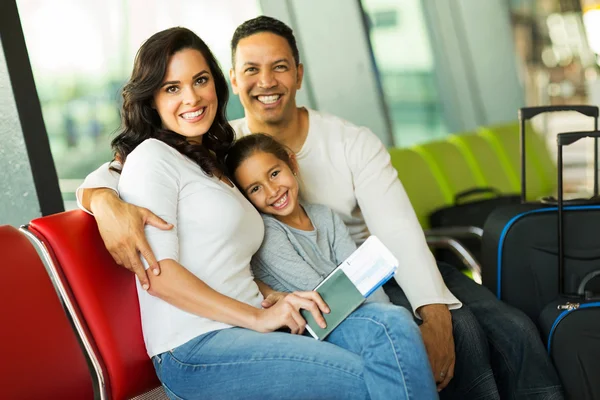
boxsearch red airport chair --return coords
[1,224,94,399]
[21,211,167,400]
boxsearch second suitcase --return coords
[481,105,600,323]
[537,130,600,400]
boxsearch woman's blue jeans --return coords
[152,303,438,400]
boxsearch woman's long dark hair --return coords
[111,27,234,176]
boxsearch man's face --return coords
[230,32,303,125]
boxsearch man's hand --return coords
[255,291,330,335]
[418,304,455,392]
[87,188,173,290]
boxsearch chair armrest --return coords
[424,226,483,242]
[425,235,482,284]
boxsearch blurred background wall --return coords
[2,0,600,221]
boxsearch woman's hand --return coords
[87,188,173,290]
[253,291,330,335]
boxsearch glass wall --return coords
[361,0,447,147]
[510,0,596,107]
[508,0,600,189]
[16,0,260,209]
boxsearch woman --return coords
[113,26,437,400]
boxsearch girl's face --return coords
[234,151,300,219]
[153,48,218,144]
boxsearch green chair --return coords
[478,121,556,201]
[388,147,450,229]
[413,139,484,203]
[448,132,516,195]
[388,147,482,282]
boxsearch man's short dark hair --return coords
[231,16,300,67]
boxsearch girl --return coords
[113,27,437,400]
[226,133,393,305]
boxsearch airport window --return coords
[16,0,260,210]
[509,0,600,189]
[370,10,399,29]
[361,0,448,147]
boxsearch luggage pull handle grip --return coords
[519,105,599,121]
[454,187,501,205]
[557,130,600,146]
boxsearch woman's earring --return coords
[293,172,297,176]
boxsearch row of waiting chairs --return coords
[2,213,167,399]
[389,121,557,229]
[2,121,555,399]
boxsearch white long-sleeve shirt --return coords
[77,109,461,315]
[117,139,264,357]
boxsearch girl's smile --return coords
[270,191,290,210]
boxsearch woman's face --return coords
[153,48,218,143]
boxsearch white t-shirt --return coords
[117,139,264,357]
[77,109,461,315]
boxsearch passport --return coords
[301,236,398,340]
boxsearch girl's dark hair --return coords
[225,133,293,188]
[111,27,234,176]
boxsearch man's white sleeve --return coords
[75,161,122,215]
[118,142,179,267]
[346,128,462,316]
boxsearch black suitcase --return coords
[537,131,600,400]
[481,105,600,323]
[430,187,521,230]
[429,188,521,264]
[538,291,600,399]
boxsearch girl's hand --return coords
[261,292,288,308]
[253,291,330,335]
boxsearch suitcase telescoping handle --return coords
[518,105,599,203]
[557,130,600,295]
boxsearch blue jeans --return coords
[384,262,564,400]
[152,303,438,400]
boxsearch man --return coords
[78,16,562,399]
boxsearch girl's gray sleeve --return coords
[251,221,324,292]
[249,261,290,293]
[330,209,358,265]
